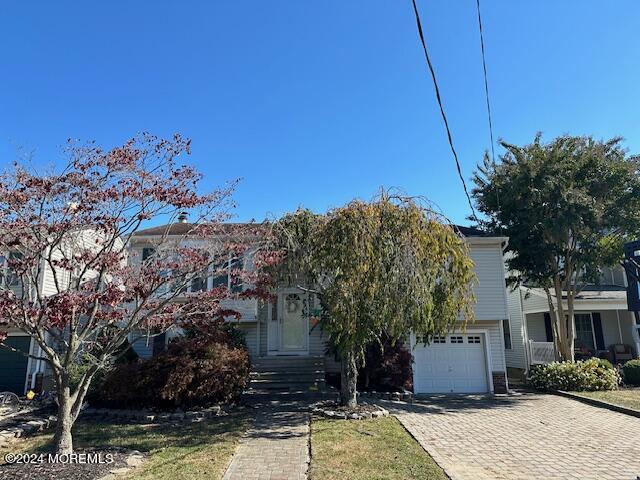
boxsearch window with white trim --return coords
[468,335,481,344]
[450,336,464,344]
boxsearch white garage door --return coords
[413,334,489,393]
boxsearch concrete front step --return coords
[250,376,324,384]
[249,380,326,390]
[249,355,326,390]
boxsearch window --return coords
[468,335,481,344]
[450,336,464,344]
[211,255,244,293]
[502,319,512,350]
[0,252,22,288]
[433,336,446,344]
[142,247,155,262]
[189,275,208,292]
[574,313,595,350]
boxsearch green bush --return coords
[528,358,620,392]
[623,359,640,386]
[594,358,613,370]
[94,325,250,409]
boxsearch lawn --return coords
[0,411,252,479]
[573,388,640,411]
[309,416,447,480]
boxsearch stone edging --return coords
[0,415,57,446]
[358,391,413,402]
[97,449,146,480]
[311,402,389,420]
[554,390,640,418]
[82,405,224,423]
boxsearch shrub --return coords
[358,334,413,392]
[594,358,613,370]
[623,359,640,386]
[95,325,250,409]
[69,339,138,404]
[528,358,620,392]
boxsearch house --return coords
[130,222,511,395]
[505,266,640,373]
[411,227,510,394]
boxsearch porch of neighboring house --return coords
[525,308,640,366]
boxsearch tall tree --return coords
[269,193,476,407]
[473,134,640,361]
[0,134,261,454]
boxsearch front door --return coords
[280,291,308,352]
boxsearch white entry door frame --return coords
[267,288,309,356]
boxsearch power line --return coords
[410,0,478,222]
[475,0,502,234]
[476,0,496,164]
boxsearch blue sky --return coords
[1,1,639,225]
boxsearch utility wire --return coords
[476,0,496,165]
[475,0,502,234]
[410,0,478,222]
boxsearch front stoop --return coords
[249,356,326,392]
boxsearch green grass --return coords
[573,389,640,411]
[0,411,252,479]
[309,416,447,480]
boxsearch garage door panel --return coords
[413,334,488,394]
[0,336,31,394]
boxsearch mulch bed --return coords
[0,448,135,480]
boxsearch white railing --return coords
[529,340,556,365]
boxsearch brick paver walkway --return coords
[222,408,310,480]
[385,392,640,480]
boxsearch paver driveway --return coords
[385,392,640,480]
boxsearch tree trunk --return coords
[54,385,74,455]
[340,350,358,408]
[552,276,574,361]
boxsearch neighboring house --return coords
[130,222,511,395]
[506,266,640,373]
[0,228,120,394]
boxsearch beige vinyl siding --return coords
[469,243,509,320]
[483,321,506,372]
[521,290,549,313]
[505,288,527,369]
[129,333,154,359]
[526,313,548,342]
[235,322,258,357]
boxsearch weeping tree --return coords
[269,193,476,407]
[473,134,640,361]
